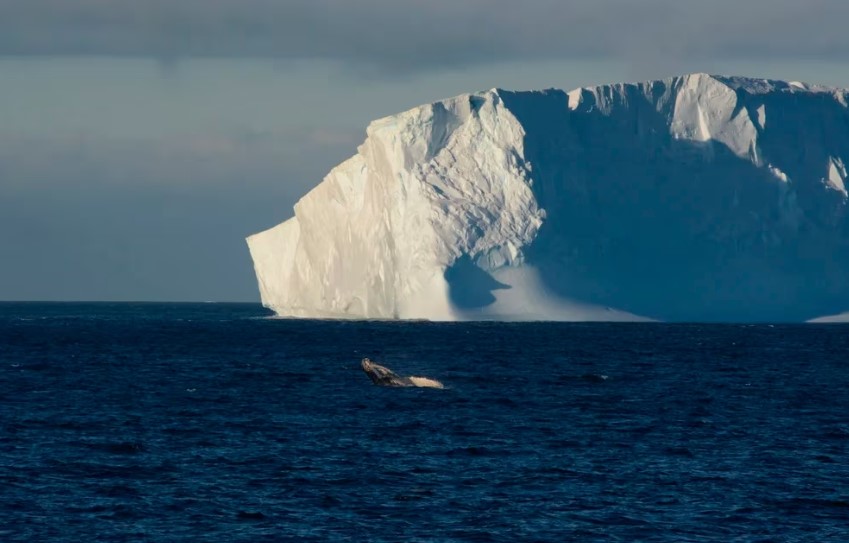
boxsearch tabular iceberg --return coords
[247,74,849,322]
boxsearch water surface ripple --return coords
[1,303,848,541]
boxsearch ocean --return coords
[2,303,848,542]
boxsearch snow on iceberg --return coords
[247,74,849,322]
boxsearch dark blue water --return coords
[2,303,848,542]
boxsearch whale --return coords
[360,358,444,389]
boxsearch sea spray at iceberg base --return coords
[247,74,849,322]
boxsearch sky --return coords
[2,1,849,302]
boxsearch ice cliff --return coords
[247,74,849,322]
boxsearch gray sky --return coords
[2,1,849,301]
[3,0,849,68]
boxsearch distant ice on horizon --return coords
[808,312,849,323]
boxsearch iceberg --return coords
[247,74,849,322]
